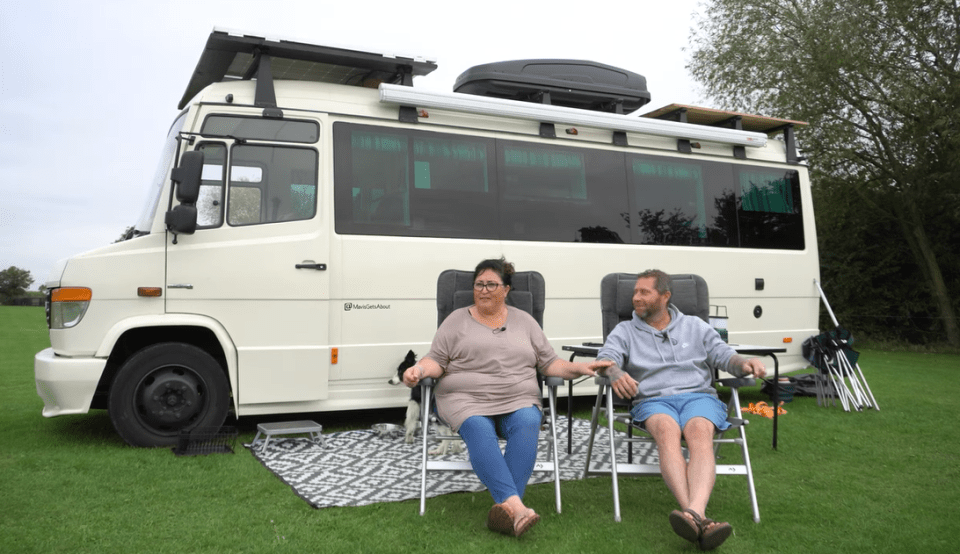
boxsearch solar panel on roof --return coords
[178,28,437,109]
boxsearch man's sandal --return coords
[698,518,733,550]
[669,509,703,543]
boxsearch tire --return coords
[108,342,230,447]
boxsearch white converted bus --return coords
[35,29,818,446]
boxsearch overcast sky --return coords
[1,0,708,290]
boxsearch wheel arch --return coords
[92,315,237,413]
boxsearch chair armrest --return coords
[544,376,564,388]
[725,417,748,428]
[717,377,755,388]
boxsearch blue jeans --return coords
[457,405,542,504]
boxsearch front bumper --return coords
[34,348,106,417]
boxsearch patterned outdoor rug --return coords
[248,417,657,509]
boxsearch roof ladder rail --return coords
[713,115,746,159]
[654,107,692,153]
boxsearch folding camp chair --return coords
[804,280,879,412]
[581,273,761,523]
[418,269,564,515]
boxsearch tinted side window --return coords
[333,123,497,239]
[499,141,628,243]
[332,123,805,250]
[627,155,738,247]
[202,115,319,143]
[736,168,804,249]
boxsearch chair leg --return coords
[604,384,622,523]
[419,384,432,516]
[581,385,605,480]
[728,388,760,523]
[548,384,562,514]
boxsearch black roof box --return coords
[453,59,650,113]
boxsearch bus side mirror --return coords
[171,150,204,204]
[166,151,204,243]
[165,205,198,237]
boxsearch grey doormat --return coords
[249,417,656,509]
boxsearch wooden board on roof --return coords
[641,104,807,134]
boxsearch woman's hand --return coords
[543,358,614,380]
[403,357,441,387]
[402,364,424,388]
[587,360,614,375]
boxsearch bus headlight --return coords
[50,288,92,329]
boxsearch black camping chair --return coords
[418,269,564,515]
[581,273,761,523]
[802,326,875,411]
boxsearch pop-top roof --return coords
[178,28,438,109]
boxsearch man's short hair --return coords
[638,269,672,295]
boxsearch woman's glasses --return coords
[474,282,504,292]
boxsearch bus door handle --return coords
[296,262,327,271]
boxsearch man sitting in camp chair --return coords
[597,270,766,550]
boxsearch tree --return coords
[0,266,34,304]
[115,226,135,243]
[689,0,960,346]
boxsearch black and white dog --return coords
[387,350,463,454]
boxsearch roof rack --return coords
[178,27,438,116]
[643,104,807,163]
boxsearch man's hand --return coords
[612,372,639,400]
[742,358,767,379]
[602,364,639,400]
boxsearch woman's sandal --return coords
[698,518,733,550]
[487,503,540,537]
[669,509,703,543]
[513,508,540,537]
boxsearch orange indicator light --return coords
[51,287,92,302]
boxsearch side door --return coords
[165,113,330,408]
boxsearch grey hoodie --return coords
[597,304,742,401]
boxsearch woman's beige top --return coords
[426,305,559,431]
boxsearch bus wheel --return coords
[108,342,229,447]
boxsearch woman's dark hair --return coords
[474,256,515,287]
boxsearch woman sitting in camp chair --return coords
[404,257,609,537]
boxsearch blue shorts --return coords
[630,393,731,432]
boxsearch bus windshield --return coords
[134,111,188,233]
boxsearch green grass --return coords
[2,305,958,553]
